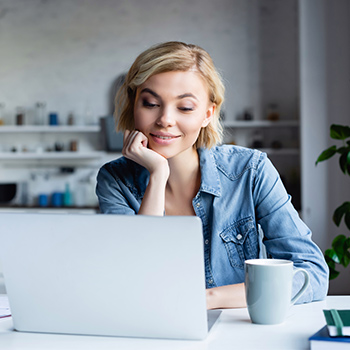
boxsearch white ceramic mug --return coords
[244,259,310,325]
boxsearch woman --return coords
[96,41,329,309]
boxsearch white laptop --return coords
[0,213,221,340]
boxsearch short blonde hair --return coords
[115,41,225,149]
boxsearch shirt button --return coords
[236,234,243,240]
[196,203,200,208]
[205,239,209,245]
[208,279,214,284]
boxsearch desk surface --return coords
[0,295,349,350]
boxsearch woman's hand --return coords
[206,283,247,310]
[122,130,169,180]
[122,130,169,216]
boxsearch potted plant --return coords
[316,124,350,279]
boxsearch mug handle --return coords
[291,268,310,305]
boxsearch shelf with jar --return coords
[0,123,108,164]
[223,119,300,155]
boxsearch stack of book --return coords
[309,309,350,349]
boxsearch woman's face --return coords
[133,70,214,159]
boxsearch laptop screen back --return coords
[0,213,208,340]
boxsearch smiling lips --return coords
[150,132,181,145]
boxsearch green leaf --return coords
[332,235,346,261]
[336,146,348,154]
[325,254,341,279]
[329,268,340,280]
[330,124,350,140]
[339,152,350,174]
[339,147,350,175]
[325,253,336,268]
[343,251,350,268]
[333,202,350,226]
[325,248,340,264]
[345,237,350,249]
[343,239,350,267]
[332,234,346,247]
[316,145,337,165]
[345,212,350,231]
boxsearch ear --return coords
[201,104,216,128]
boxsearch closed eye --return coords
[178,107,194,112]
[142,100,159,108]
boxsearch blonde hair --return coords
[115,41,225,149]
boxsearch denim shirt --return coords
[96,145,329,303]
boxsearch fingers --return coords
[122,129,169,177]
[124,130,139,150]
[122,130,148,158]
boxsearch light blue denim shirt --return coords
[96,145,329,303]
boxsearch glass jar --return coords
[266,103,280,121]
[16,106,25,125]
[35,102,47,125]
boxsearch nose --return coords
[156,106,176,128]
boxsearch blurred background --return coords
[0,0,349,294]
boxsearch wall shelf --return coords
[258,148,300,155]
[0,207,98,214]
[0,151,105,160]
[0,125,100,133]
[223,120,299,128]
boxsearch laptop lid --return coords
[0,213,212,340]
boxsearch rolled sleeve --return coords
[253,154,329,303]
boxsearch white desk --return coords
[0,295,349,350]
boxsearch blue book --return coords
[323,309,350,336]
[309,325,350,350]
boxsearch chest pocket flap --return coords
[220,217,259,268]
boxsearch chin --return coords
[150,148,175,159]
[148,140,197,159]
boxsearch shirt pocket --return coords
[219,217,259,269]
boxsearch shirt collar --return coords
[198,148,222,197]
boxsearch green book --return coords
[323,309,350,337]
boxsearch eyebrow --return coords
[140,88,198,101]
[177,93,198,101]
[140,88,160,99]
